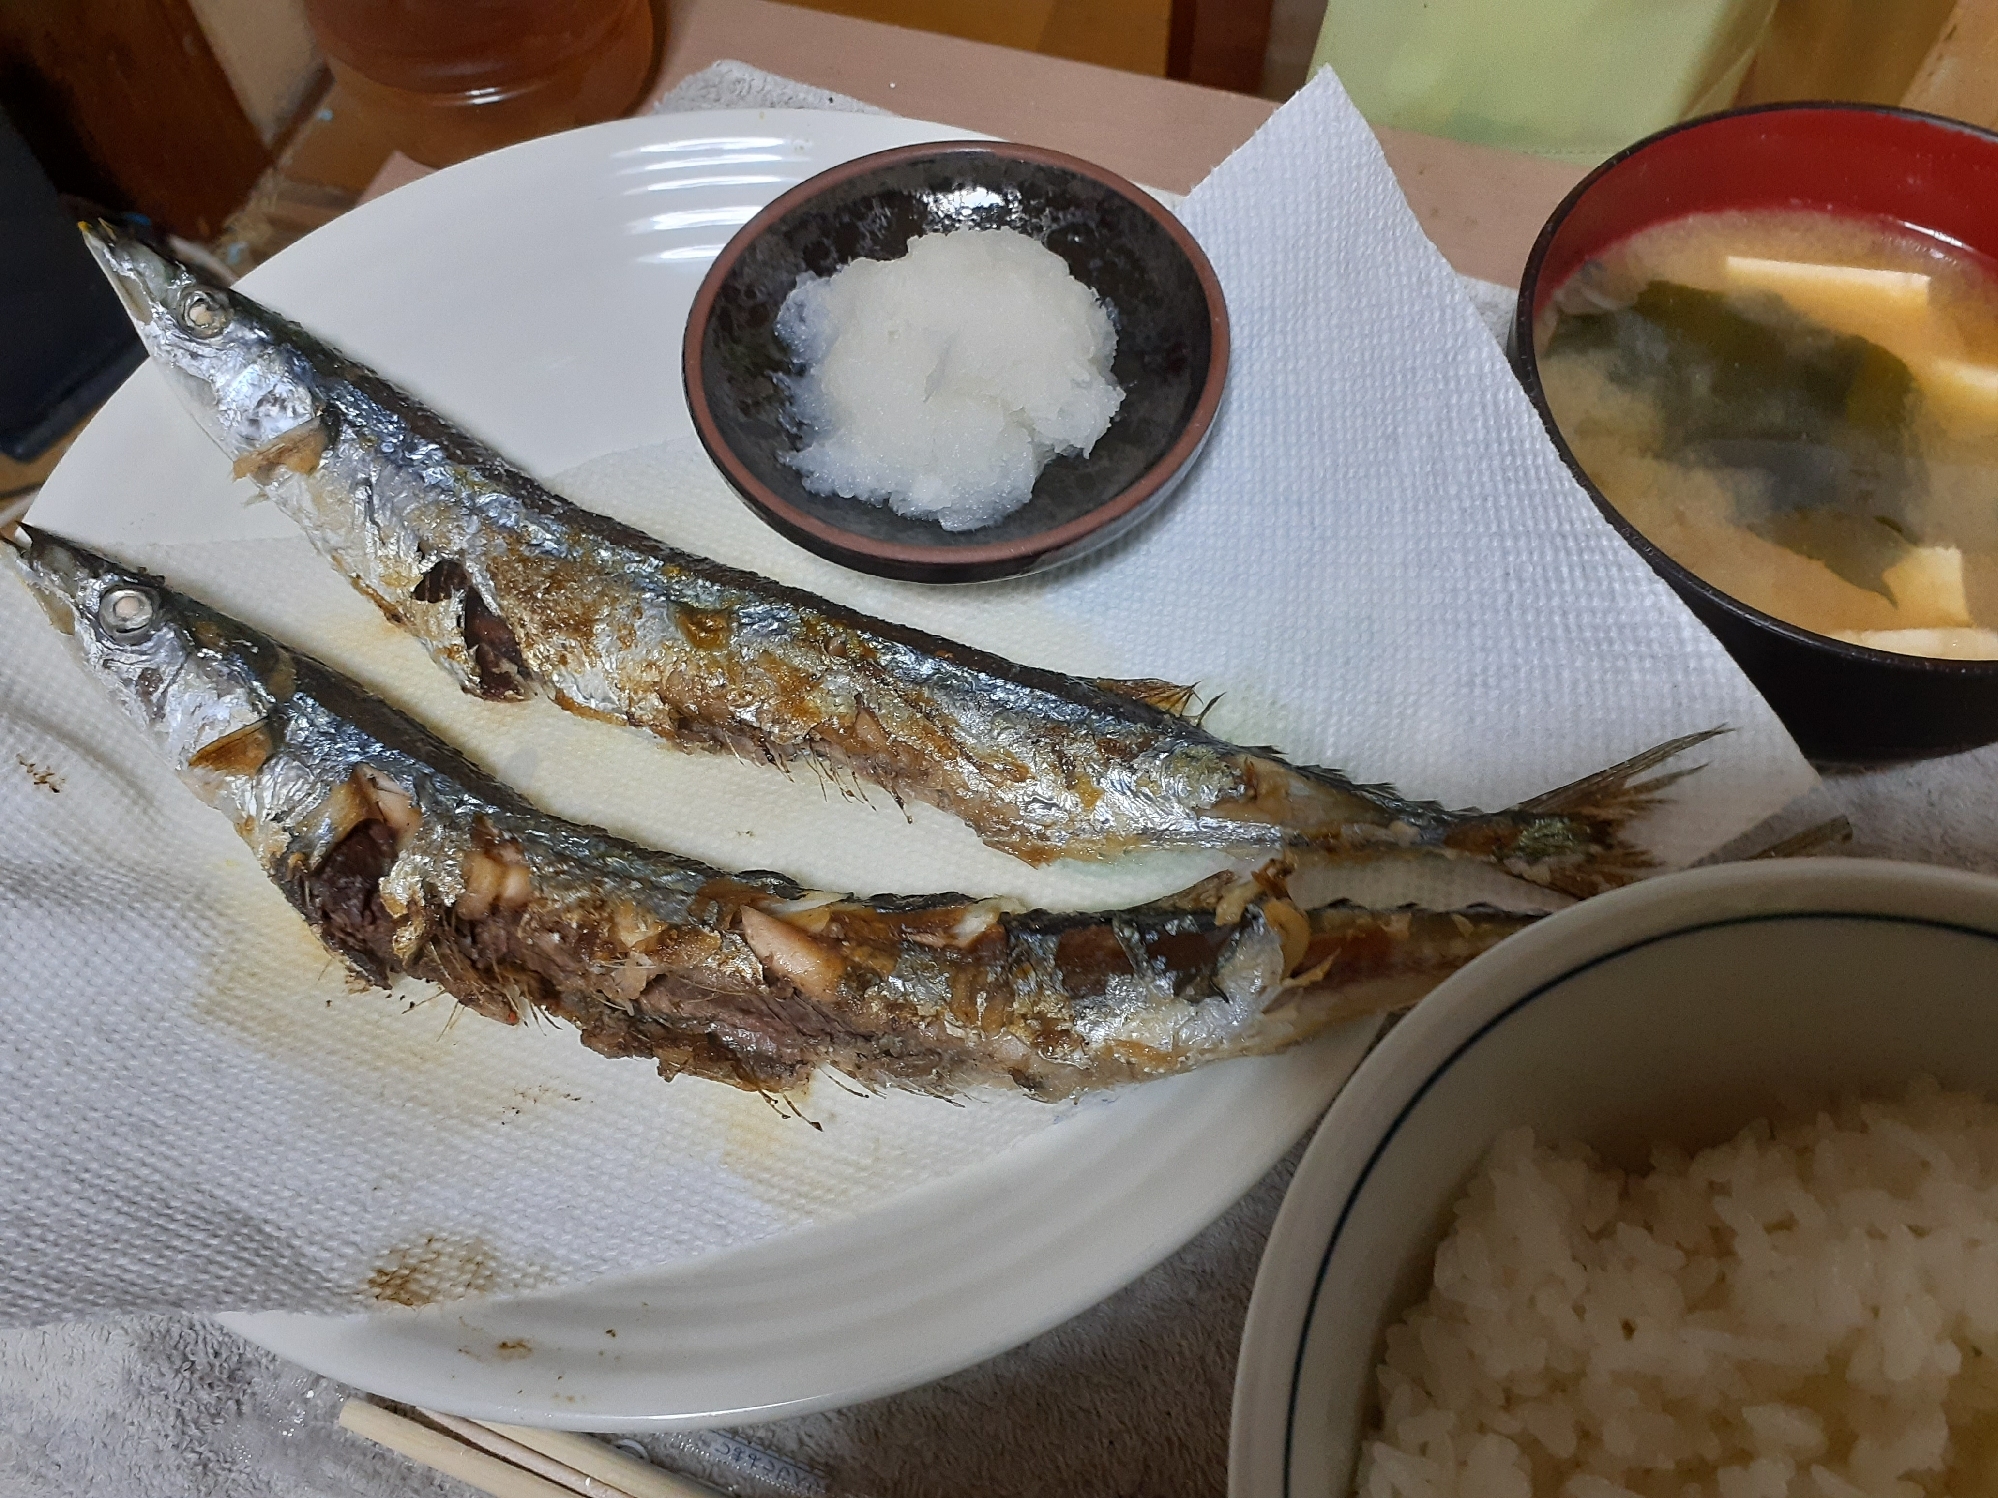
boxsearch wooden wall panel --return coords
[0,0,269,239]
[1903,0,1998,128]
[1737,0,1957,109]
[1041,0,1171,76]
[1167,0,1273,93]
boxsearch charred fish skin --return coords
[11,528,1539,1099]
[81,223,1711,896]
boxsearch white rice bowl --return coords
[1226,862,1998,1498]
[1361,1080,1998,1498]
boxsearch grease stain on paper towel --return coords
[188,864,456,1084]
[695,1076,859,1224]
[15,754,63,793]
[717,1076,851,1191]
[187,863,594,1141]
[711,1070,1061,1227]
[366,1233,548,1306]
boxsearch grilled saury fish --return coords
[83,223,1715,897]
[13,529,1538,1098]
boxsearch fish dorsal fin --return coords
[1094,677,1201,718]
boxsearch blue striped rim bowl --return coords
[1228,858,1998,1498]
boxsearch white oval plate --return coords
[35,109,1375,1429]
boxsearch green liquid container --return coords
[1311,0,1779,164]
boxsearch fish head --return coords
[12,527,289,775]
[79,220,326,468]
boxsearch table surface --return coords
[655,0,1589,287]
[368,0,1588,291]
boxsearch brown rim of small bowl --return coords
[1512,100,1998,685]
[683,139,1231,572]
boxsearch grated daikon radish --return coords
[774,228,1125,532]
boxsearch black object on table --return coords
[0,104,142,464]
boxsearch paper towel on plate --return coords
[0,558,1061,1326]
[6,72,1815,1326]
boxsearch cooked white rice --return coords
[774,227,1124,532]
[1358,1079,1998,1498]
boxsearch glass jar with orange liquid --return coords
[305,0,656,168]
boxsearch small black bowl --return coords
[1513,103,1998,762]
[684,141,1229,584]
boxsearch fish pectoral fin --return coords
[1092,676,1201,718]
[231,416,331,481]
[187,718,274,776]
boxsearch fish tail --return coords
[1445,727,1730,898]
[1513,727,1728,816]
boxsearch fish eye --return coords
[98,586,160,638]
[178,289,230,338]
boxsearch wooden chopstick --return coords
[338,1398,728,1498]
[338,1401,581,1498]
[419,1409,647,1498]
[481,1422,725,1498]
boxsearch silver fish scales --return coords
[13,529,1538,1098]
[83,224,1717,897]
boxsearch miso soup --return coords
[1535,209,1998,659]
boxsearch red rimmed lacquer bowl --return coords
[1512,104,1998,761]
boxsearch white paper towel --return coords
[0,570,1062,1325]
[5,72,1817,1325]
